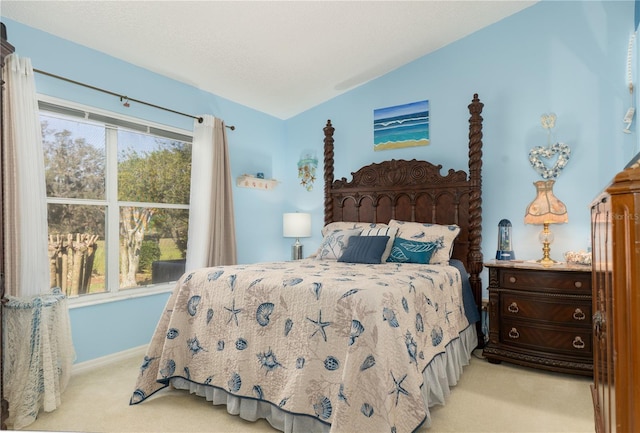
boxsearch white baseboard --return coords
[72,344,148,376]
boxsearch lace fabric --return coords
[2,288,75,429]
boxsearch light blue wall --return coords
[2,0,636,363]
[286,0,636,280]
[2,18,290,362]
[2,19,290,269]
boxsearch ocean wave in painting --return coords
[374,100,429,150]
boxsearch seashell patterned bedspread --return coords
[130,259,471,433]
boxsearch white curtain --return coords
[2,54,75,429]
[2,54,49,297]
[185,115,237,271]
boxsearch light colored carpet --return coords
[20,349,594,433]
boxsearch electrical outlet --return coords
[481,299,489,311]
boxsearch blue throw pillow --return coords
[338,235,390,264]
[386,237,440,264]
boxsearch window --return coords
[40,97,192,300]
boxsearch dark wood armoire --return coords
[590,156,640,433]
[1,21,15,429]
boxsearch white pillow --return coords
[360,225,398,262]
[321,221,382,237]
[388,220,460,265]
[314,228,362,260]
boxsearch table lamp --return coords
[524,180,568,266]
[283,212,311,260]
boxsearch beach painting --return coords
[373,100,429,151]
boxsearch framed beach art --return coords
[373,99,429,151]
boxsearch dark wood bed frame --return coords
[322,94,484,342]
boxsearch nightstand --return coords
[483,260,593,376]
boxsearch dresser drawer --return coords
[501,292,592,325]
[501,269,591,291]
[484,262,593,376]
[501,319,592,357]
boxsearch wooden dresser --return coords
[483,260,593,376]
[590,159,640,433]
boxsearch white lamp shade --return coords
[283,213,311,238]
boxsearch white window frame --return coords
[38,94,193,308]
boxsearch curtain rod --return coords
[33,68,235,130]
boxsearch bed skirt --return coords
[171,324,477,432]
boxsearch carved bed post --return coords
[1,21,15,430]
[467,93,484,345]
[323,120,335,226]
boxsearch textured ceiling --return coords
[2,1,536,119]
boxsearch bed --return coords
[131,94,485,433]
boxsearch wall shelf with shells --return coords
[236,175,279,190]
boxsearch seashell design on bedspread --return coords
[130,259,471,433]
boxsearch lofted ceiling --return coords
[1,1,536,119]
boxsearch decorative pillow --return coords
[338,236,390,264]
[314,229,362,260]
[321,222,386,238]
[388,220,461,264]
[386,237,440,264]
[360,226,399,262]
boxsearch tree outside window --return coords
[41,107,191,298]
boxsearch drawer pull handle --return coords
[572,336,585,349]
[508,328,520,339]
[507,302,519,314]
[573,308,586,320]
[509,276,517,283]
[574,281,582,288]
[593,311,606,338]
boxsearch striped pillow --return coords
[360,225,399,262]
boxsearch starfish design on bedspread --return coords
[225,298,243,326]
[389,371,409,406]
[307,310,331,342]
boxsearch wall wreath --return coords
[528,113,571,179]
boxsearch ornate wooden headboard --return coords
[322,94,484,317]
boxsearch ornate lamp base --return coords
[536,223,557,266]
